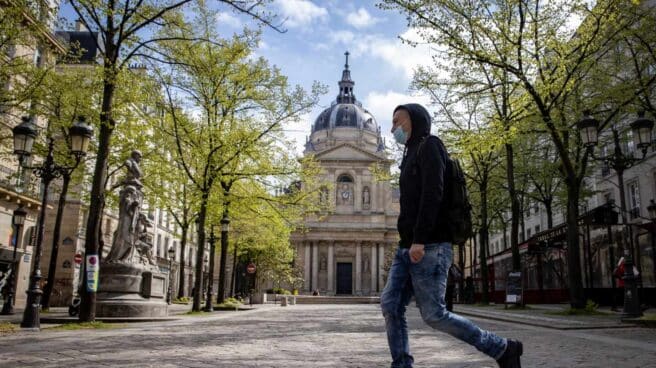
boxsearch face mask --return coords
[393,126,408,145]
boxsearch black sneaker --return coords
[497,339,523,368]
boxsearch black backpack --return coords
[418,136,473,245]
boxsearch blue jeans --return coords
[381,243,507,368]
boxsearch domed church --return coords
[291,52,399,296]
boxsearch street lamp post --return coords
[167,246,175,304]
[204,228,216,312]
[12,116,93,329]
[202,255,208,305]
[577,111,653,318]
[217,213,230,304]
[1,206,27,315]
[647,200,656,286]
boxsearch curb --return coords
[456,310,638,330]
[40,316,182,324]
[621,318,656,328]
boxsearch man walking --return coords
[381,103,523,368]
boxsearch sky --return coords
[240,0,434,154]
[58,0,435,155]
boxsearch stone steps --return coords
[288,295,381,304]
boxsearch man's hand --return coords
[409,244,425,263]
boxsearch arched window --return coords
[337,174,353,183]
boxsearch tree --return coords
[30,65,100,310]
[382,0,656,308]
[0,0,57,123]
[154,9,323,310]
[414,48,526,271]
[68,0,281,321]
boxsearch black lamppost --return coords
[12,116,93,329]
[217,213,230,304]
[202,255,208,305]
[577,111,653,318]
[1,206,27,315]
[647,199,656,286]
[167,246,175,304]
[204,227,217,312]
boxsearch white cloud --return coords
[328,30,355,45]
[215,11,242,28]
[364,90,433,143]
[275,0,328,28]
[346,8,380,29]
[355,28,435,80]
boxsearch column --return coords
[378,243,386,292]
[370,243,377,294]
[304,241,311,291]
[355,242,362,295]
[327,242,334,294]
[312,242,319,292]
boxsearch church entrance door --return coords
[336,262,352,295]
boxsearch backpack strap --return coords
[417,135,449,164]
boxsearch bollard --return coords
[280,296,288,307]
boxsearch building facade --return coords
[0,2,66,310]
[477,122,656,305]
[290,53,399,296]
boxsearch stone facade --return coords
[291,53,399,296]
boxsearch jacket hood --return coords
[393,103,431,145]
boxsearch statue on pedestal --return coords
[105,150,155,266]
[98,150,167,317]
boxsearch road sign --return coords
[505,272,523,306]
[246,263,256,274]
[74,253,83,264]
[86,254,99,292]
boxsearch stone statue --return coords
[135,213,156,266]
[363,187,370,209]
[123,150,143,188]
[98,151,169,318]
[106,185,141,262]
[105,150,151,264]
[320,256,327,271]
[320,187,329,204]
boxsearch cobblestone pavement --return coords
[1,304,655,367]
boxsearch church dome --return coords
[313,102,377,133]
[311,51,378,134]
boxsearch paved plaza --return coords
[1,304,655,367]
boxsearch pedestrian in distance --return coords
[446,263,462,312]
[381,103,523,368]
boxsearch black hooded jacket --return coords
[395,103,452,248]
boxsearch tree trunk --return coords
[80,75,116,322]
[230,243,238,297]
[192,192,209,311]
[217,203,230,304]
[505,143,521,271]
[42,172,72,310]
[178,225,187,298]
[479,183,489,304]
[458,243,465,303]
[545,198,554,229]
[566,181,585,309]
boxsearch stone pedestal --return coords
[96,262,168,317]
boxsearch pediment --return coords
[314,143,382,162]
